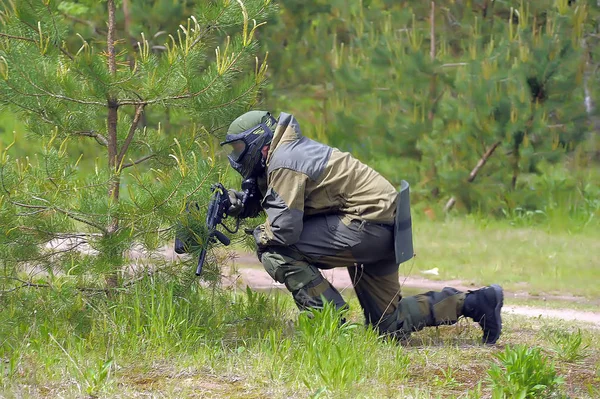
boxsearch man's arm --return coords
[254,168,308,247]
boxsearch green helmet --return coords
[220,111,277,178]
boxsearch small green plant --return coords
[432,366,459,389]
[465,382,483,399]
[546,328,590,363]
[83,358,114,396]
[0,352,18,387]
[487,345,565,399]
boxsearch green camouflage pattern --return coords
[253,112,466,338]
[254,113,398,247]
[260,211,466,336]
[261,247,346,311]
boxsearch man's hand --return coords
[253,225,268,262]
[227,189,244,217]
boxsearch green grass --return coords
[1,277,600,399]
[1,161,598,398]
[408,215,600,298]
[505,297,600,312]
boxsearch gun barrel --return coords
[196,246,208,276]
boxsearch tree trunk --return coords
[444,141,502,212]
[106,0,120,289]
[428,1,440,198]
[511,142,519,190]
[584,56,600,160]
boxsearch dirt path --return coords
[34,242,600,327]
[225,253,600,328]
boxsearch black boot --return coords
[462,285,504,344]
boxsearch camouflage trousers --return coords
[260,214,466,337]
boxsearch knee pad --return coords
[260,250,319,292]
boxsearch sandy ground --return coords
[36,239,600,327]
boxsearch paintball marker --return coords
[175,178,262,276]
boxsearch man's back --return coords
[267,113,397,224]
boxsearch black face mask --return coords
[220,117,276,179]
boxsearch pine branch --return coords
[7,72,104,107]
[9,201,47,210]
[117,73,221,106]
[440,63,468,68]
[0,276,119,295]
[444,141,502,212]
[0,277,49,295]
[2,97,55,125]
[53,207,109,234]
[0,32,35,42]
[189,8,225,49]
[132,225,175,240]
[117,52,244,106]
[22,75,105,106]
[206,81,259,111]
[42,0,74,61]
[183,164,216,200]
[72,131,108,146]
[4,9,73,60]
[16,209,46,217]
[10,200,109,234]
[17,227,102,240]
[60,12,99,33]
[117,104,145,166]
[130,173,159,206]
[150,177,185,212]
[122,154,155,169]
[15,239,88,262]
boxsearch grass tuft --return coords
[487,345,565,399]
[543,328,591,364]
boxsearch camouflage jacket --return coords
[254,113,398,247]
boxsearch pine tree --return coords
[0,0,273,290]
[262,0,595,212]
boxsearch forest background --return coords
[2,0,599,220]
[1,0,600,398]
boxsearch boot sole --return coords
[486,284,504,345]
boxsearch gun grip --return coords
[174,237,187,254]
[214,230,230,246]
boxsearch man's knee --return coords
[261,249,346,311]
[260,249,319,292]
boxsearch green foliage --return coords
[262,0,599,214]
[0,0,274,287]
[487,345,565,399]
[544,328,590,363]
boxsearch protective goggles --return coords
[220,123,273,162]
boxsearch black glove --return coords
[227,189,244,217]
[239,178,263,219]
